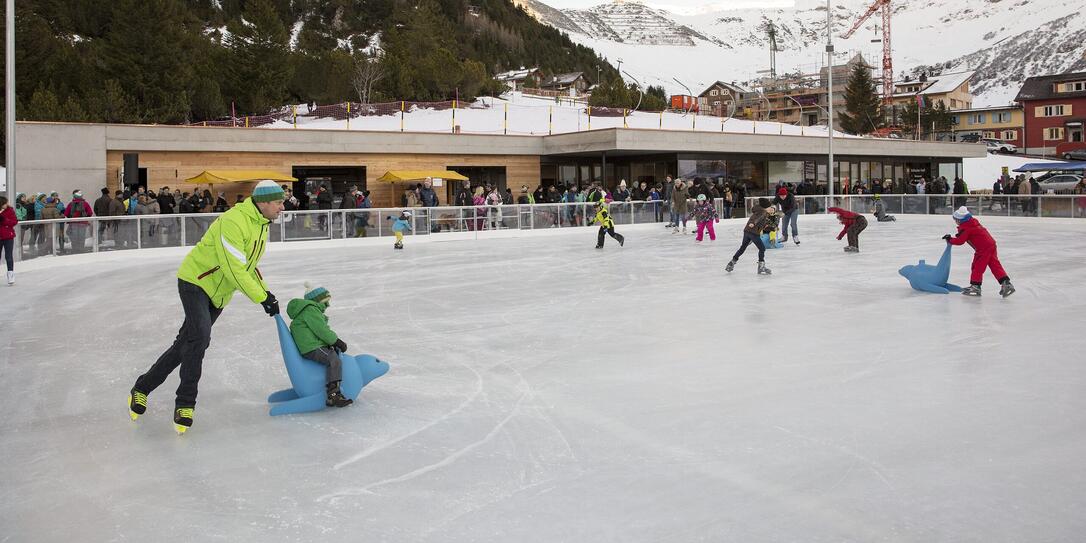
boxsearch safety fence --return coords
[11,195,1083,264]
[183,97,843,137]
[743,194,1086,219]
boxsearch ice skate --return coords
[618,236,625,247]
[843,246,859,253]
[6,271,13,285]
[793,236,800,245]
[725,259,736,273]
[961,284,982,297]
[173,407,194,434]
[128,388,147,421]
[999,279,1015,298]
[326,382,353,408]
[672,227,679,235]
[757,261,772,275]
[595,245,603,249]
[682,226,687,234]
[394,241,403,250]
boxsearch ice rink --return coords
[2,214,1085,542]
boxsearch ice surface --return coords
[2,215,1085,542]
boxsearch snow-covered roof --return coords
[895,71,975,98]
[496,67,541,82]
[542,72,585,87]
[698,81,749,98]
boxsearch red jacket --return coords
[0,206,17,240]
[948,217,996,253]
[828,207,860,240]
[64,198,94,226]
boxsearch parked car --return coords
[983,139,1017,154]
[959,133,982,143]
[1056,141,1086,160]
[1036,173,1084,192]
[1062,148,1086,161]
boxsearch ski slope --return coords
[2,215,1085,541]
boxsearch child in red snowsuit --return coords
[945,206,1014,297]
[828,207,867,252]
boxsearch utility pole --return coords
[826,0,835,199]
[5,0,15,201]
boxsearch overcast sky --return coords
[541,0,795,12]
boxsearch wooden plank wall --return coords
[105,151,541,207]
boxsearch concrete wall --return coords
[14,123,107,198]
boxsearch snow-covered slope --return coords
[520,0,1086,107]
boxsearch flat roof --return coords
[15,121,985,162]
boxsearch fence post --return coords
[181,217,187,246]
[623,109,627,128]
[588,106,591,131]
[245,117,249,128]
[401,101,405,132]
[292,105,297,128]
[452,100,456,133]
[92,217,99,253]
[346,101,351,130]
[279,214,285,242]
[504,103,508,135]
[692,114,696,131]
[328,211,333,239]
[341,210,347,239]
[549,106,553,135]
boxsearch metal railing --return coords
[11,195,1082,264]
[743,194,1086,220]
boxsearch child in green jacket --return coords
[286,284,352,407]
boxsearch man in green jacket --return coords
[129,180,286,434]
[287,285,352,408]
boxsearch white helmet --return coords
[402,210,412,217]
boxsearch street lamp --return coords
[826,0,835,199]
[5,0,15,201]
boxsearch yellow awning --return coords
[376,170,469,183]
[185,170,298,184]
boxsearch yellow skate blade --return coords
[128,397,140,421]
[175,425,188,435]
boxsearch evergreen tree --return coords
[226,0,294,115]
[837,62,883,135]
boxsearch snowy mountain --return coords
[516,0,1086,107]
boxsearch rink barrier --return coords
[10,195,1084,263]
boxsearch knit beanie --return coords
[303,282,330,304]
[777,187,787,197]
[252,180,286,203]
[952,206,972,222]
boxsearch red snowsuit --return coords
[828,207,860,239]
[947,217,1008,285]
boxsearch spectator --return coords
[503,188,513,205]
[649,184,663,222]
[953,177,968,209]
[40,193,63,254]
[533,184,545,205]
[419,178,439,207]
[213,192,229,213]
[173,189,183,207]
[516,185,532,205]
[454,181,473,231]
[354,189,372,237]
[178,192,194,213]
[722,185,734,219]
[158,187,175,214]
[64,190,94,253]
[94,187,113,241]
[14,193,28,222]
[315,184,333,231]
[1017,173,1032,214]
[486,184,504,229]
[472,186,486,231]
[631,181,648,201]
[614,180,631,202]
[1,196,17,285]
[1074,178,1086,217]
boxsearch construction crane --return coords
[841,0,893,105]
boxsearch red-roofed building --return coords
[1015,72,1086,157]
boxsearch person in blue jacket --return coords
[387,210,413,249]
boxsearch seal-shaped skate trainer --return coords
[268,315,389,416]
[898,244,962,294]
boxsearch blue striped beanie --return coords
[252,180,286,203]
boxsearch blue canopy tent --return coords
[1012,161,1086,173]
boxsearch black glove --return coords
[333,339,348,353]
[942,234,952,241]
[260,291,279,316]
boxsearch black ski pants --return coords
[732,231,766,262]
[302,347,342,384]
[597,225,624,247]
[135,279,222,408]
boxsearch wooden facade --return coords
[105,151,541,207]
